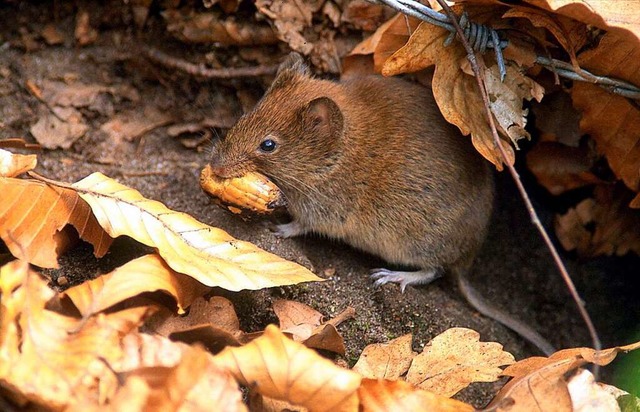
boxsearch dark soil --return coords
[2,1,639,407]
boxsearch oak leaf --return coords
[489,341,640,411]
[212,324,361,412]
[382,18,543,168]
[0,148,37,178]
[352,334,416,380]
[62,253,210,317]
[0,177,112,268]
[358,378,474,412]
[0,260,153,410]
[405,327,515,397]
[71,172,323,291]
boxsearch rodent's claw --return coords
[370,268,442,294]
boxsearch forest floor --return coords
[1,1,639,406]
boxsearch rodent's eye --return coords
[259,138,277,153]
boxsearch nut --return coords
[200,164,285,214]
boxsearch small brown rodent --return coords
[210,53,554,355]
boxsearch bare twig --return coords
[140,46,279,79]
[434,0,601,355]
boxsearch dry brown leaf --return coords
[75,10,98,46]
[100,107,174,142]
[406,327,515,397]
[273,299,351,355]
[490,341,640,411]
[71,172,323,291]
[0,260,153,410]
[358,378,474,412]
[30,107,89,149]
[341,1,396,32]
[526,142,602,195]
[62,253,210,317]
[382,18,542,168]
[502,5,588,66]
[163,9,278,46]
[530,91,582,146]
[352,334,416,380]
[0,177,112,268]
[348,13,420,73]
[250,392,306,412]
[256,0,318,55]
[212,324,361,412]
[571,32,640,199]
[96,346,247,412]
[0,148,37,177]
[145,295,251,353]
[555,184,640,257]
[521,0,640,41]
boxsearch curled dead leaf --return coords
[0,177,112,268]
[212,324,361,412]
[358,379,474,412]
[0,149,37,177]
[62,254,210,317]
[490,340,640,412]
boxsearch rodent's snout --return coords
[208,163,232,178]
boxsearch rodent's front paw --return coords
[272,221,305,238]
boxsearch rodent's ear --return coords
[268,52,310,92]
[302,97,344,138]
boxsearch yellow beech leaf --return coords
[358,379,474,412]
[406,327,515,397]
[212,324,361,412]
[62,254,210,317]
[353,334,416,380]
[0,148,37,177]
[71,172,324,291]
[78,346,247,412]
[489,341,640,411]
[0,177,113,268]
[0,260,153,410]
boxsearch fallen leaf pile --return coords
[2,144,638,410]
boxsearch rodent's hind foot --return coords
[370,268,442,293]
[272,220,305,238]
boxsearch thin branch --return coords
[139,46,279,79]
[434,0,601,354]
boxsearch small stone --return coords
[324,267,336,277]
[56,276,69,286]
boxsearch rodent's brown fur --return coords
[210,54,554,354]
[211,54,493,274]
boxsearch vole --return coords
[209,53,555,355]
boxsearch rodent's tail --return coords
[457,273,556,356]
